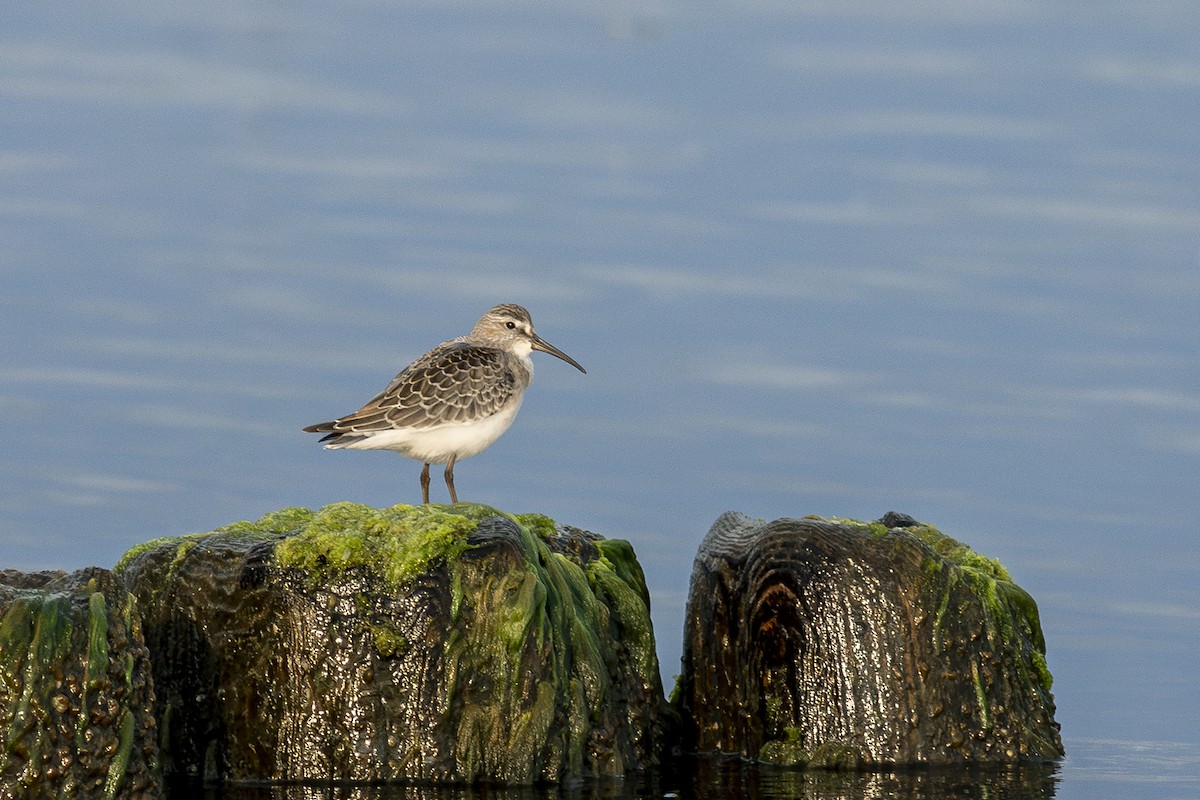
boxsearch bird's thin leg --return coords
[420,463,431,504]
[444,454,458,504]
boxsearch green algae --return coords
[972,660,991,730]
[512,512,558,541]
[1,571,159,796]
[196,502,605,601]
[811,514,1050,690]
[114,507,315,576]
[905,524,1056,714]
[114,533,206,576]
[684,512,1061,766]
[759,728,863,769]
[0,596,35,667]
[118,502,663,783]
[914,527,1051,694]
[1,598,37,746]
[905,524,1012,583]
[273,502,485,588]
[87,592,110,683]
[118,502,499,591]
[904,520,1058,740]
[367,623,408,658]
[433,510,660,781]
[103,709,135,800]
[587,552,658,679]
[1030,649,1052,692]
[816,515,1011,582]
[441,523,571,779]
[216,506,315,536]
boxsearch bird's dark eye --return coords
[505,321,517,329]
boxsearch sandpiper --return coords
[304,303,586,504]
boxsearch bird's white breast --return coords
[326,397,524,464]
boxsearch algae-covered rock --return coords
[675,512,1063,766]
[0,567,160,798]
[117,503,666,785]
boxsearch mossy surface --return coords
[0,568,159,798]
[119,503,667,784]
[812,515,1044,682]
[114,506,315,577]
[114,533,206,576]
[117,502,502,591]
[437,512,666,781]
[759,728,865,769]
[273,502,493,588]
[679,511,1062,767]
[819,514,1011,580]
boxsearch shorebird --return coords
[304,303,586,504]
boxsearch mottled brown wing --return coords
[326,342,521,432]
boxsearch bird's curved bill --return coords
[531,335,586,373]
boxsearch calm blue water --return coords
[3,3,1199,797]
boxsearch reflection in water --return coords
[680,758,1060,800]
[184,758,1060,800]
[196,781,606,800]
